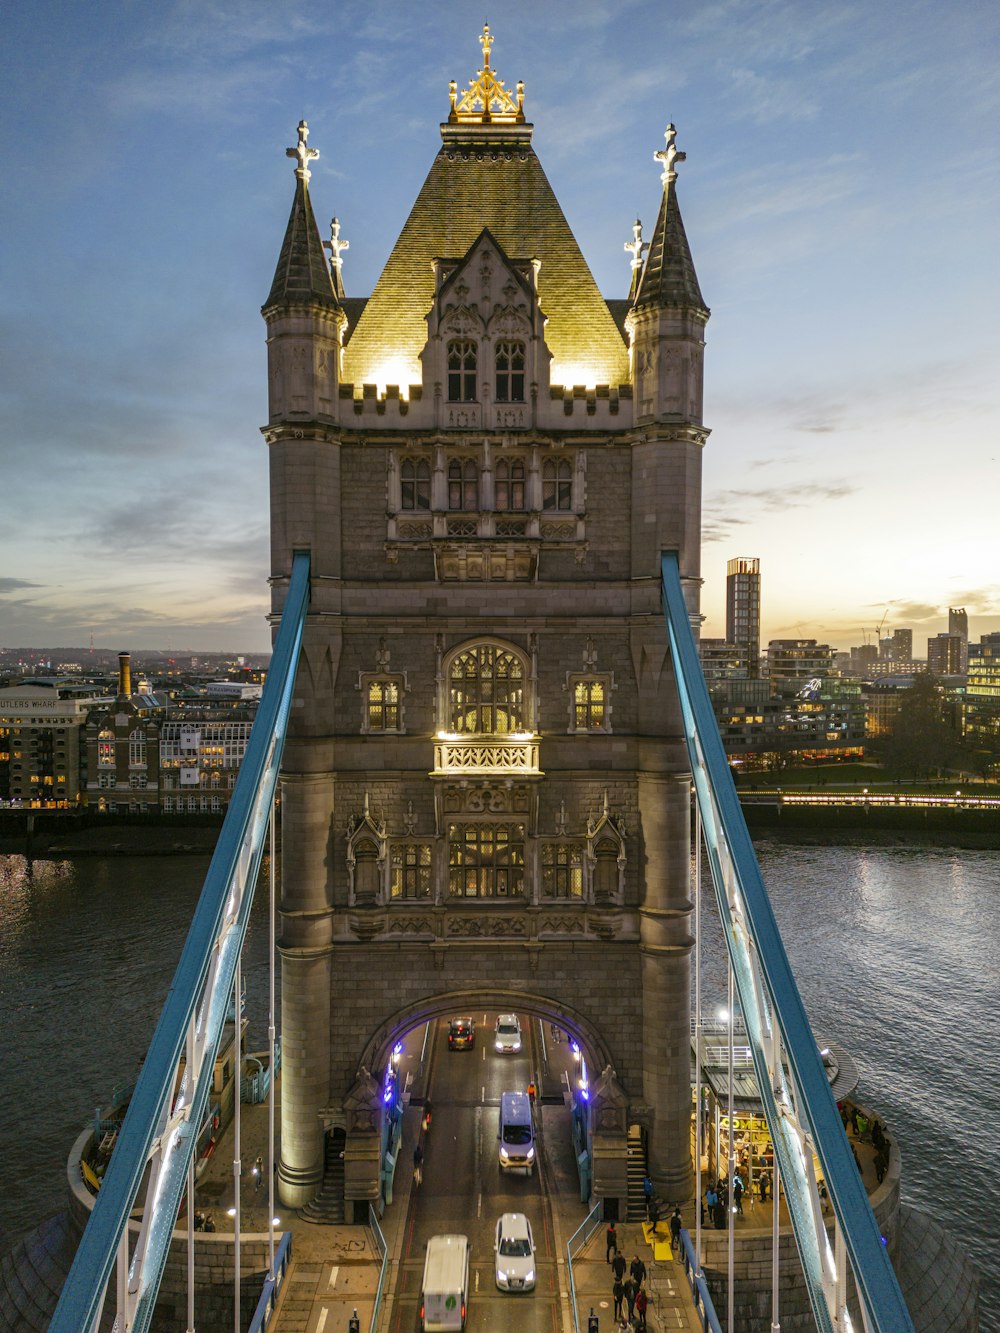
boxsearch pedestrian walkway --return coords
[567,1220,704,1333]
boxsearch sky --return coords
[1,0,997,654]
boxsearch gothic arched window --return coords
[448,643,525,735]
[401,457,431,510]
[542,457,573,510]
[448,340,477,402]
[448,823,525,898]
[495,341,525,403]
[448,458,479,511]
[495,457,525,511]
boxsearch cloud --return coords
[711,480,857,512]
[0,579,41,596]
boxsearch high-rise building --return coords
[926,633,964,676]
[890,628,912,662]
[949,607,969,671]
[766,639,834,680]
[725,557,761,677]
[964,632,1000,745]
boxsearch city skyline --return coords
[1,0,997,652]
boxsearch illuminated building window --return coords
[361,674,404,732]
[571,677,610,732]
[401,457,431,510]
[98,728,115,767]
[448,643,525,735]
[448,457,479,510]
[495,456,526,510]
[390,843,432,899]
[448,823,524,898]
[542,457,572,510]
[494,341,525,402]
[542,843,584,898]
[447,340,477,401]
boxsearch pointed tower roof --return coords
[342,29,628,389]
[263,121,340,315]
[633,124,708,314]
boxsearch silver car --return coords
[494,1212,535,1291]
[494,1013,522,1053]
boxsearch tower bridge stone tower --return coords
[263,31,710,1216]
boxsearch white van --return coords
[421,1234,470,1332]
[498,1091,535,1174]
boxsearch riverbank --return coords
[742,802,1000,849]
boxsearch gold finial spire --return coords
[654,122,686,188]
[448,24,525,125]
[286,119,319,181]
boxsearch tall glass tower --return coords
[726,556,761,677]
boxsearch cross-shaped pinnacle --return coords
[324,217,350,276]
[624,219,648,271]
[286,120,320,181]
[654,122,686,187]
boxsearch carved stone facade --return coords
[265,33,708,1214]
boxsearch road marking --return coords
[327,1266,339,1288]
[316,1308,329,1333]
[482,1045,486,1062]
[477,1191,482,1218]
[481,1084,485,1101]
[475,1270,480,1293]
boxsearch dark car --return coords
[448,1016,476,1050]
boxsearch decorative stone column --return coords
[277,768,335,1207]
[638,769,694,1200]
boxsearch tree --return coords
[879,676,963,780]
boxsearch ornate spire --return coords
[323,216,350,299]
[624,218,648,302]
[286,119,320,181]
[654,123,686,189]
[448,24,525,125]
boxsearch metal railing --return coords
[677,1229,723,1332]
[566,1200,603,1333]
[661,551,914,1333]
[51,552,311,1333]
[247,1230,293,1333]
[369,1203,389,1333]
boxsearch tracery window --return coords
[542,457,573,510]
[448,823,525,898]
[449,644,525,735]
[401,457,431,510]
[495,341,525,402]
[448,340,477,402]
[572,678,610,732]
[390,843,433,899]
[542,843,584,898]
[448,458,479,511]
[495,457,526,511]
[362,675,403,732]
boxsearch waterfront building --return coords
[0,679,107,807]
[964,632,1000,749]
[265,30,707,1215]
[725,557,761,677]
[765,638,835,681]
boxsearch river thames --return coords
[0,842,996,1328]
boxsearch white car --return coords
[494,1013,522,1053]
[494,1212,535,1291]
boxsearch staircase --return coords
[298,1127,346,1224]
[626,1124,648,1221]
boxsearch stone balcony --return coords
[430,736,542,777]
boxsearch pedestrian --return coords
[413,1141,423,1187]
[733,1172,744,1214]
[613,1278,625,1319]
[669,1206,682,1249]
[527,1080,537,1107]
[635,1285,648,1330]
[624,1277,636,1322]
[606,1219,618,1263]
[612,1250,627,1282]
[203,1213,216,1233]
[758,1171,769,1203]
[705,1184,717,1218]
[253,1154,263,1193]
[630,1254,646,1288]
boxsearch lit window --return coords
[495,457,525,511]
[495,342,525,403]
[542,458,573,510]
[542,843,584,898]
[448,458,479,510]
[98,728,115,768]
[449,644,525,735]
[390,844,432,899]
[573,678,607,731]
[448,824,524,898]
[401,457,431,510]
[447,340,477,402]
[363,676,403,732]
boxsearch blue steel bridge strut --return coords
[51,551,311,1333]
[660,551,914,1333]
